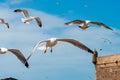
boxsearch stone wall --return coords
[95,54,120,80]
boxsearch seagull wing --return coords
[27,40,49,61]
[14,9,29,18]
[4,23,10,28]
[65,20,85,25]
[8,49,29,68]
[0,18,5,23]
[0,18,9,28]
[90,21,113,30]
[34,17,42,27]
[0,19,10,28]
[1,77,17,80]
[57,38,93,54]
[22,9,30,18]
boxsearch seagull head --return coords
[0,47,8,53]
[21,18,29,24]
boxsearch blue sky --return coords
[0,0,120,80]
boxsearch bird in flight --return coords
[0,18,10,28]
[27,38,93,60]
[0,77,17,80]
[65,19,113,30]
[0,47,29,68]
[14,9,42,27]
[101,37,112,44]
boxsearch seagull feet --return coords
[50,49,52,53]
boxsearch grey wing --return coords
[65,20,85,25]
[90,21,113,30]
[8,49,29,68]
[27,40,48,61]
[0,19,9,28]
[34,17,42,27]
[5,23,10,28]
[22,9,30,18]
[14,9,23,12]
[14,9,29,18]
[57,38,93,54]
[0,18,5,23]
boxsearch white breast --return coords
[0,48,8,54]
[47,38,57,47]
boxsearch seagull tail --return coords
[21,18,29,24]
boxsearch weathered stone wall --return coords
[95,54,120,80]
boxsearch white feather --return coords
[37,46,46,51]
[21,18,29,24]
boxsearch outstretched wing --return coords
[14,9,29,18]
[57,38,93,54]
[65,20,85,25]
[0,77,18,80]
[8,49,29,68]
[90,21,113,30]
[0,18,9,28]
[34,17,42,27]
[4,23,10,28]
[27,40,49,61]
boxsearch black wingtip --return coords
[88,49,94,54]
[110,28,113,31]
[7,26,10,29]
[106,26,113,31]
[14,9,21,12]
[14,10,17,12]
[65,22,68,25]
[78,26,81,28]
[25,62,29,68]
[39,24,42,27]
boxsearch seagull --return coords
[0,47,29,68]
[0,77,17,80]
[101,38,112,44]
[27,38,93,60]
[14,9,42,27]
[0,18,9,28]
[65,19,113,30]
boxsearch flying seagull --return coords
[0,18,9,28]
[14,9,42,27]
[0,47,29,68]
[65,19,113,30]
[101,37,112,44]
[27,38,93,60]
[0,77,17,80]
